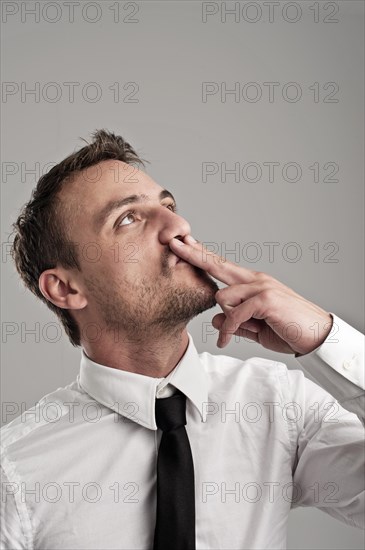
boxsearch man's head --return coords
[11,130,219,348]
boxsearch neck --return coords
[81,326,190,378]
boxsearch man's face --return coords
[60,159,219,342]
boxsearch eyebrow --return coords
[92,189,177,232]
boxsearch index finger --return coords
[168,236,256,286]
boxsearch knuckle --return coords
[225,308,237,323]
[260,288,275,303]
[213,253,227,264]
[259,282,273,293]
[254,270,269,282]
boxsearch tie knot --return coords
[155,390,187,432]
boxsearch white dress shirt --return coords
[1,312,364,549]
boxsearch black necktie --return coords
[153,389,196,550]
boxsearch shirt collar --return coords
[78,332,208,430]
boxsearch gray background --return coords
[1,1,364,548]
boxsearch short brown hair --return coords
[10,129,147,347]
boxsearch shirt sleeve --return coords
[283,368,365,530]
[294,312,365,426]
[0,462,28,550]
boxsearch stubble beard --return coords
[83,261,219,342]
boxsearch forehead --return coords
[69,159,161,201]
[58,159,163,223]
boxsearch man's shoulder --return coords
[0,378,84,453]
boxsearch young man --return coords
[1,130,364,549]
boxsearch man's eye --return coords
[117,203,177,228]
[118,209,137,227]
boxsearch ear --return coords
[38,268,87,310]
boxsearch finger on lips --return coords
[169,236,261,348]
[169,237,254,286]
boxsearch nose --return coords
[157,206,192,246]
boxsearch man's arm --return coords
[169,238,365,528]
[295,313,365,426]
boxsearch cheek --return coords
[118,241,160,270]
[120,241,141,265]
[100,247,148,281]
[78,244,117,279]
[84,240,158,278]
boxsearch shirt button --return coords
[343,361,351,370]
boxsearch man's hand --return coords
[169,235,333,355]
